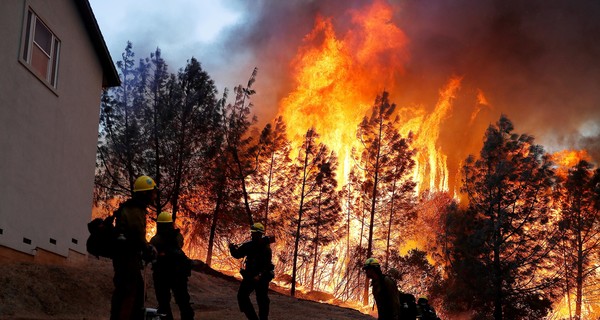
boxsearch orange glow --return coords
[552,149,591,178]
[470,89,492,125]
[410,77,461,193]
[552,149,591,168]
[279,1,457,192]
[279,2,408,178]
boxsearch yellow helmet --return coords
[133,175,156,192]
[157,212,173,223]
[250,222,265,233]
[363,257,380,270]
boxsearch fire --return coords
[552,149,591,168]
[410,77,461,193]
[279,1,408,178]
[279,0,457,193]
[552,149,591,177]
[470,89,492,125]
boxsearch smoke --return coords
[218,0,600,166]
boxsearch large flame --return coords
[552,149,592,178]
[279,0,457,192]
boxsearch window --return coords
[22,8,60,88]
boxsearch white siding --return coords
[0,0,105,258]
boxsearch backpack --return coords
[86,214,117,258]
[418,303,439,320]
[398,292,417,320]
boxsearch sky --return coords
[89,0,600,165]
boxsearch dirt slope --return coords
[0,258,374,320]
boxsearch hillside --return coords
[0,257,374,320]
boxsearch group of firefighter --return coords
[363,257,441,320]
[109,175,439,320]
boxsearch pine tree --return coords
[445,115,559,319]
[252,116,294,232]
[222,68,259,225]
[290,128,337,296]
[95,42,151,208]
[308,156,342,291]
[557,160,600,319]
[161,57,219,221]
[354,91,415,304]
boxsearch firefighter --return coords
[111,175,158,320]
[150,211,194,320]
[416,296,440,320]
[229,223,275,320]
[363,257,401,320]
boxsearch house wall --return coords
[0,0,105,260]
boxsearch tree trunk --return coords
[264,151,275,229]
[575,231,583,319]
[493,232,503,320]
[206,191,222,267]
[363,115,383,305]
[385,178,398,269]
[291,142,311,297]
[232,148,254,225]
[310,191,322,291]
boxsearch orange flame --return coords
[552,149,591,168]
[279,1,459,192]
[279,0,408,179]
[409,77,462,193]
[552,149,592,178]
[470,89,492,125]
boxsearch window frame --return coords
[20,7,61,90]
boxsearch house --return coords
[0,0,120,263]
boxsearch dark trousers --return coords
[237,277,270,320]
[111,255,144,320]
[153,269,194,320]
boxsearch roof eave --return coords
[74,0,121,88]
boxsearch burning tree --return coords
[444,115,560,319]
[252,116,294,232]
[354,91,416,304]
[306,159,342,291]
[289,128,339,296]
[556,160,600,319]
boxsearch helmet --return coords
[250,222,265,233]
[157,212,173,223]
[418,297,428,304]
[363,257,380,270]
[133,175,156,192]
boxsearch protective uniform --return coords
[416,297,439,320]
[111,198,152,319]
[229,223,275,320]
[110,175,156,320]
[364,258,401,320]
[150,212,194,320]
